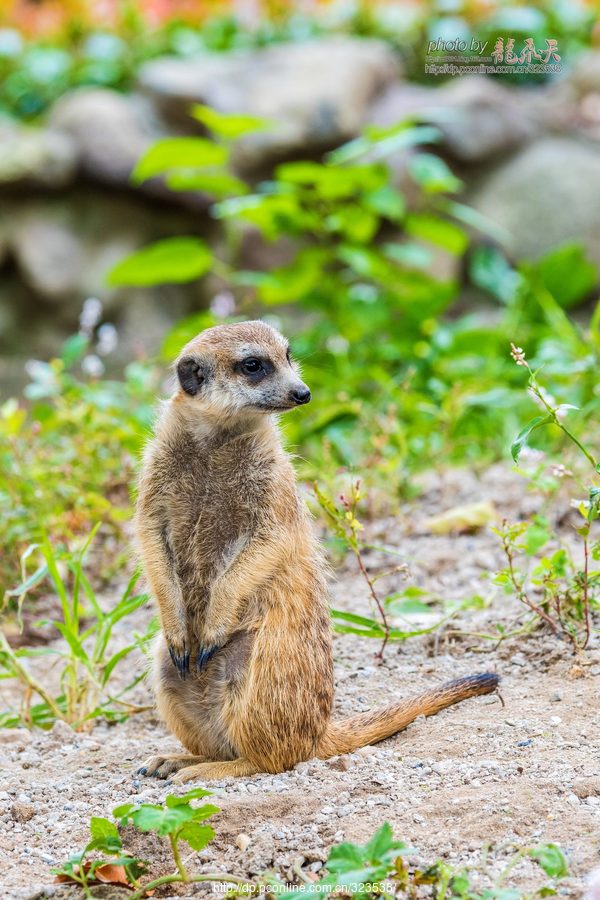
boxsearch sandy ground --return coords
[1,464,599,899]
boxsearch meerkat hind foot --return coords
[170,758,260,784]
[138,753,208,780]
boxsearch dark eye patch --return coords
[234,356,274,381]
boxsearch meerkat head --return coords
[174,320,311,420]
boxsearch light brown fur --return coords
[135,321,499,783]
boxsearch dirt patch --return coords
[1,464,599,898]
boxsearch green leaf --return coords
[405,214,468,255]
[328,123,441,164]
[408,153,462,194]
[132,138,228,184]
[112,802,135,820]
[131,803,195,836]
[535,244,597,309]
[89,817,120,845]
[385,594,432,616]
[61,333,89,367]
[364,822,395,859]
[510,414,553,463]
[178,821,215,851]
[522,518,551,555]
[326,842,367,874]
[528,843,569,878]
[165,170,248,198]
[363,185,405,223]
[192,105,272,139]
[107,238,213,287]
[165,789,213,806]
[470,245,520,303]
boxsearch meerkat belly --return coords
[154,629,255,759]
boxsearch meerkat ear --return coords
[177,356,205,396]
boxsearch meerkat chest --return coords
[162,437,275,575]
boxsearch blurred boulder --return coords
[137,37,398,170]
[367,77,538,163]
[10,210,84,302]
[49,88,162,188]
[467,137,600,267]
[3,190,202,308]
[0,122,77,188]
[565,50,600,96]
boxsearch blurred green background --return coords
[3,0,600,589]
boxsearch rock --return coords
[49,719,75,743]
[468,137,600,269]
[235,833,251,851]
[0,729,32,746]
[10,209,84,302]
[4,190,199,309]
[368,76,537,163]
[49,88,162,188]
[138,37,398,170]
[11,802,36,823]
[0,123,77,189]
[326,755,351,772]
[573,777,600,799]
[566,51,600,96]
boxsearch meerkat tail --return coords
[317,672,500,758]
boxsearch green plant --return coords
[0,309,159,593]
[54,788,249,899]
[260,824,568,899]
[0,527,156,729]
[52,808,569,900]
[313,480,462,661]
[493,343,600,650]
[108,111,486,485]
[108,104,600,498]
[52,815,148,898]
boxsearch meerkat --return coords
[135,320,499,784]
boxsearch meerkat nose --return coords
[290,387,311,405]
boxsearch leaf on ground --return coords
[423,501,496,535]
[54,861,140,890]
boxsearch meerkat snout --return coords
[290,385,311,406]
[174,320,311,417]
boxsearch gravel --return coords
[0,463,598,898]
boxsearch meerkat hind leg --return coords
[138,753,209,780]
[170,758,260,784]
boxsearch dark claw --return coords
[169,645,190,679]
[137,767,148,776]
[196,644,220,671]
[151,768,161,778]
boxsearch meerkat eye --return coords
[241,357,262,375]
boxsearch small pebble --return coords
[235,833,251,852]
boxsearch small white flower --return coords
[96,323,118,356]
[510,342,527,366]
[81,354,105,378]
[24,359,52,382]
[550,463,572,478]
[516,447,545,464]
[79,297,103,335]
[210,291,236,318]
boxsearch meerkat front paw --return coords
[196,644,220,671]
[165,631,192,679]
